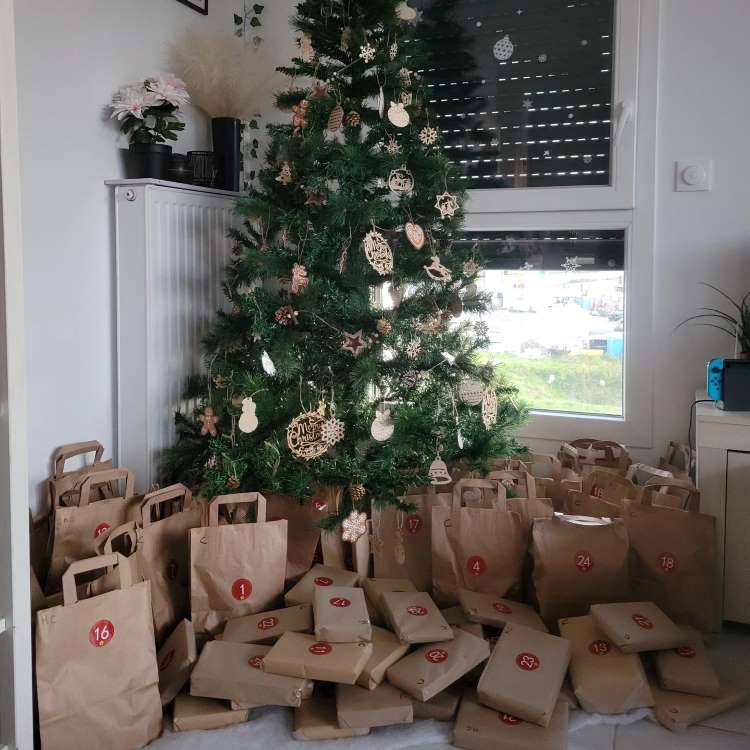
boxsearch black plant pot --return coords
[123,142,172,180]
[211,117,242,192]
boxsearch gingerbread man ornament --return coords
[199,407,219,437]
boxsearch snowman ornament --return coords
[238,397,259,434]
[371,409,395,441]
[387,101,410,128]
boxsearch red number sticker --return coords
[231,578,253,601]
[575,551,594,572]
[257,616,279,631]
[94,522,110,539]
[493,602,513,614]
[406,515,422,534]
[314,576,333,587]
[592,485,605,499]
[632,613,654,630]
[515,652,540,671]
[312,499,328,512]
[499,713,522,726]
[330,597,351,608]
[676,646,696,658]
[588,639,611,656]
[407,605,428,616]
[467,555,487,577]
[425,648,449,664]
[166,559,179,581]
[159,650,174,671]
[659,553,678,573]
[309,642,333,656]
[248,655,264,669]
[89,619,115,647]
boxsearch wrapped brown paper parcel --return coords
[531,514,631,627]
[314,585,371,643]
[190,493,287,635]
[336,682,413,728]
[411,685,462,721]
[190,640,311,707]
[356,625,409,690]
[476,622,571,727]
[173,693,249,732]
[36,554,162,750]
[263,631,372,684]
[440,605,484,639]
[284,563,359,607]
[654,626,721,697]
[231,679,314,710]
[361,577,416,619]
[559,614,653,714]
[623,498,717,633]
[293,694,370,740]
[650,680,747,733]
[222,604,312,644]
[458,589,548,632]
[386,627,490,702]
[381,591,453,643]
[454,694,569,750]
[590,601,688,653]
[157,618,197,706]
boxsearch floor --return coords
[151,626,750,749]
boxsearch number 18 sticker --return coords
[89,619,115,647]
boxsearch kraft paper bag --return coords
[46,468,141,593]
[458,589,548,632]
[314,585,371,643]
[486,471,536,499]
[372,490,451,591]
[535,477,582,513]
[564,490,623,518]
[386,628,490,702]
[623,499,717,633]
[356,625,409,690]
[173,693,249,732]
[222,604,313,644]
[590,601,688,653]
[650,680,748,733]
[507,497,555,535]
[565,439,631,475]
[440,605,484,639]
[582,468,641,503]
[654,627,721,697]
[641,477,701,512]
[293,695,370,740]
[627,462,674,486]
[381,591,453,644]
[411,685,462,721]
[36,554,162,750]
[190,640,310,707]
[361,577,416,619]
[263,631,372,684]
[284,563,359,606]
[46,440,115,510]
[477,623,571,727]
[190,492,287,635]
[336,682,413,728]
[531,515,631,627]
[157,618,197,706]
[454,694,569,750]
[559,614,653,714]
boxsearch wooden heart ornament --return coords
[405,222,425,250]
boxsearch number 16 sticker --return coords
[89,619,115,647]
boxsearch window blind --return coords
[416,0,616,190]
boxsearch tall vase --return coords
[211,117,242,192]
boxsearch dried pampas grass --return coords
[170,30,281,119]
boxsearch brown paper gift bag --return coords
[590,601,688,653]
[531,515,631,627]
[263,631,372,684]
[559,614,653,714]
[47,440,115,510]
[381,591,453,644]
[411,685,462,721]
[642,477,701,512]
[654,627,721,697]
[650,680,747,733]
[623,499,717,633]
[477,622,571,727]
[458,589,548,632]
[190,640,311,707]
[293,694,370,740]
[284,564,359,606]
[190,492,287,635]
[564,490,624,519]
[486,471,536,499]
[356,626,409,690]
[314,586,371,643]
[582,468,641,503]
[336,682,413,728]
[46,468,141,593]
[157,618,197,706]
[386,628,490,702]
[222,604,313,644]
[454,694,569,750]
[535,477,582,513]
[172,693,249,732]
[36,554,162,750]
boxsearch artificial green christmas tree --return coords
[165,0,526,528]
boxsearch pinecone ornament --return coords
[349,483,366,502]
[346,111,362,127]
[275,305,298,326]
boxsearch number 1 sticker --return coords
[89,619,115,647]
[232,578,252,601]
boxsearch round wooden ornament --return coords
[458,378,484,406]
[388,166,414,194]
[405,222,425,249]
[387,101,410,128]
[287,401,329,460]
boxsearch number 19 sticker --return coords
[232,578,252,601]
[89,619,115,647]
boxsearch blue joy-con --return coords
[707,358,724,401]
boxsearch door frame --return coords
[0,0,33,747]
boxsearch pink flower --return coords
[146,74,190,108]
[110,85,160,120]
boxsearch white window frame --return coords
[462,0,658,450]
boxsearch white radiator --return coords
[109,179,237,492]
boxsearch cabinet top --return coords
[696,390,750,426]
[105,178,241,198]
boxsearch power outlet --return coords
[675,160,712,192]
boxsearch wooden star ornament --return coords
[435,191,460,219]
[342,330,368,356]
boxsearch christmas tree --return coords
[165,0,527,528]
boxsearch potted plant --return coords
[110,75,190,180]
[678,283,750,358]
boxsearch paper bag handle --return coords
[77,468,134,506]
[53,440,105,478]
[209,492,267,527]
[100,521,139,556]
[451,478,498,509]
[62,553,132,605]
[140,483,193,527]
